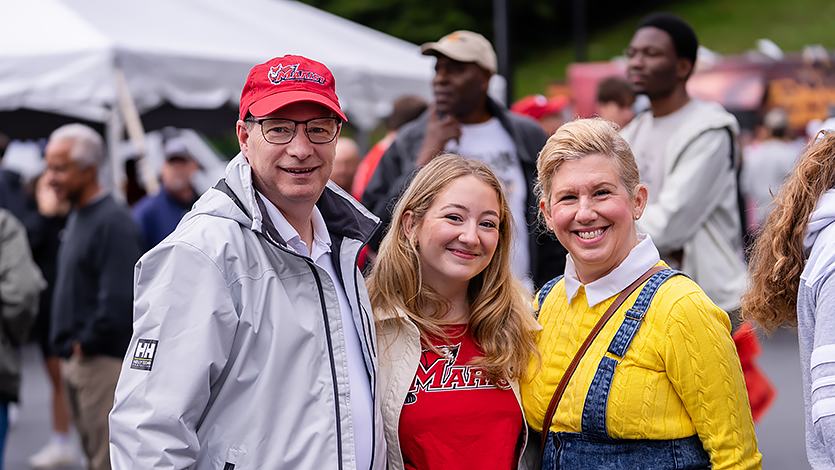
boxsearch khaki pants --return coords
[61,355,122,470]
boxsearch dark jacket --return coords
[362,97,567,288]
[50,195,143,358]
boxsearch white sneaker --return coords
[28,441,76,468]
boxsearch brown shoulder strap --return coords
[539,265,668,458]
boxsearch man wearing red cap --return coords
[109,55,385,470]
[362,30,567,290]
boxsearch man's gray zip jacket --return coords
[109,154,386,470]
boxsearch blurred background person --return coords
[743,131,835,468]
[523,118,761,469]
[351,96,428,201]
[353,96,428,271]
[0,134,41,241]
[132,137,200,250]
[740,107,802,236]
[0,133,76,468]
[0,208,46,470]
[369,155,538,469]
[510,93,571,136]
[331,136,360,194]
[595,76,636,129]
[27,173,74,469]
[45,124,143,470]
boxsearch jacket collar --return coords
[375,304,409,323]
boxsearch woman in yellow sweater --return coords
[520,118,761,469]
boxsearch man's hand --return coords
[72,341,86,358]
[416,105,462,167]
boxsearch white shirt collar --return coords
[256,191,331,258]
[563,233,660,307]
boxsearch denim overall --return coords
[540,270,711,470]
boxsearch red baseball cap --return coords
[239,55,347,122]
[510,94,569,121]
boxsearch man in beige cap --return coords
[362,30,567,289]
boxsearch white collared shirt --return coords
[564,233,661,308]
[257,192,373,470]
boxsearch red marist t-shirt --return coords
[398,325,524,470]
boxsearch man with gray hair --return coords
[44,123,143,470]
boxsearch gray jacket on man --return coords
[110,154,386,470]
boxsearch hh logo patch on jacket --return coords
[131,339,158,371]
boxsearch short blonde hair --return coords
[535,118,641,211]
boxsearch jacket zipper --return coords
[307,260,344,470]
[258,233,345,470]
[355,221,381,470]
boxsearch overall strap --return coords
[536,275,564,318]
[608,269,683,357]
[581,269,684,439]
[539,265,667,459]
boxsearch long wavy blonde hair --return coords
[742,131,835,330]
[368,154,539,383]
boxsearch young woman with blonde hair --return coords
[742,131,835,468]
[368,154,539,470]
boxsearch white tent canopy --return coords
[0,0,435,132]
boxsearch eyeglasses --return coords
[246,117,342,144]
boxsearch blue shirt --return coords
[132,189,194,250]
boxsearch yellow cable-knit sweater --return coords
[521,263,762,469]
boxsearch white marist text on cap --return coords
[268,63,327,86]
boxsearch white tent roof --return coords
[0,0,434,130]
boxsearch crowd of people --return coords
[1,9,833,470]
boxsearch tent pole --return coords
[106,104,126,203]
[115,67,159,195]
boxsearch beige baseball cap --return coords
[420,30,497,74]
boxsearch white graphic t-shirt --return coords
[445,117,531,288]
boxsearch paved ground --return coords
[4,345,84,470]
[752,327,808,469]
[3,328,810,469]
